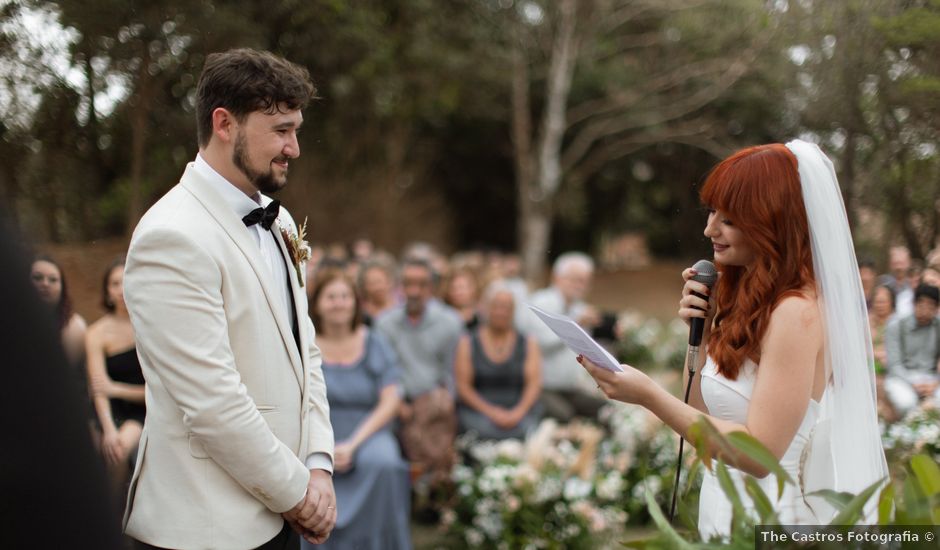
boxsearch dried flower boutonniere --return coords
[280,217,311,287]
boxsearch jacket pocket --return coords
[188,433,210,459]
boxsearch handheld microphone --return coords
[670,259,717,524]
[688,259,718,348]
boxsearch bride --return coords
[579,140,889,538]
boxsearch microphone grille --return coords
[691,259,718,288]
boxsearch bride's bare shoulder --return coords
[771,292,821,331]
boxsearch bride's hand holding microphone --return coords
[678,265,717,330]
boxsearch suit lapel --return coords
[180,165,304,388]
[272,224,309,380]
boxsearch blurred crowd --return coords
[27,238,940,545]
[29,239,620,545]
[862,246,940,423]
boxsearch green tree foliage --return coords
[782,0,940,261]
[3,0,938,265]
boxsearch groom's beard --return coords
[233,131,287,194]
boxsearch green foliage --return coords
[628,416,940,547]
[3,0,939,255]
[784,0,940,257]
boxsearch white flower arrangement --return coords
[443,410,688,549]
[882,405,940,466]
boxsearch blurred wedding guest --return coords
[500,252,531,329]
[455,283,542,439]
[30,255,87,368]
[345,258,363,286]
[920,263,940,288]
[870,284,896,371]
[858,258,877,307]
[524,252,606,422]
[883,283,940,416]
[1,215,123,549]
[869,284,897,421]
[443,266,481,331]
[359,257,398,326]
[910,260,925,288]
[303,243,327,300]
[374,258,463,492]
[885,245,915,317]
[927,246,940,267]
[402,241,450,281]
[351,237,374,262]
[305,269,411,550]
[325,241,350,262]
[85,257,145,489]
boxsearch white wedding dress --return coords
[697,356,824,539]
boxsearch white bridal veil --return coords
[785,139,890,522]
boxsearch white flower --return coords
[470,440,499,464]
[513,464,540,488]
[495,438,525,461]
[474,511,504,539]
[465,528,484,546]
[477,464,513,495]
[920,424,940,442]
[533,477,563,503]
[603,505,628,526]
[617,310,645,332]
[644,476,662,495]
[596,471,624,501]
[474,498,496,517]
[452,464,474,483]
[563,477,593,501]
[635,320,660,347]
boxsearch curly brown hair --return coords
[195,48,316,147]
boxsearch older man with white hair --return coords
[524,252,607,422]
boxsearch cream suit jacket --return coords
[122,163,333,549]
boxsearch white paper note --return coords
[527,304,623,372]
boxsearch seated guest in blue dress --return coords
[455,282,543,440]
[84,256,146,494]
[304,268,412,550]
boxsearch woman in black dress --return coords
[85,257,145,480]
[455,282,542,439]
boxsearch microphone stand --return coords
[669,343,699,523]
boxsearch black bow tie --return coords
[242,199,281,231]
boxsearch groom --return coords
[123,49,335,549]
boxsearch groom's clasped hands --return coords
[283,469,337,544]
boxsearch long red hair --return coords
[700,144,815,379]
